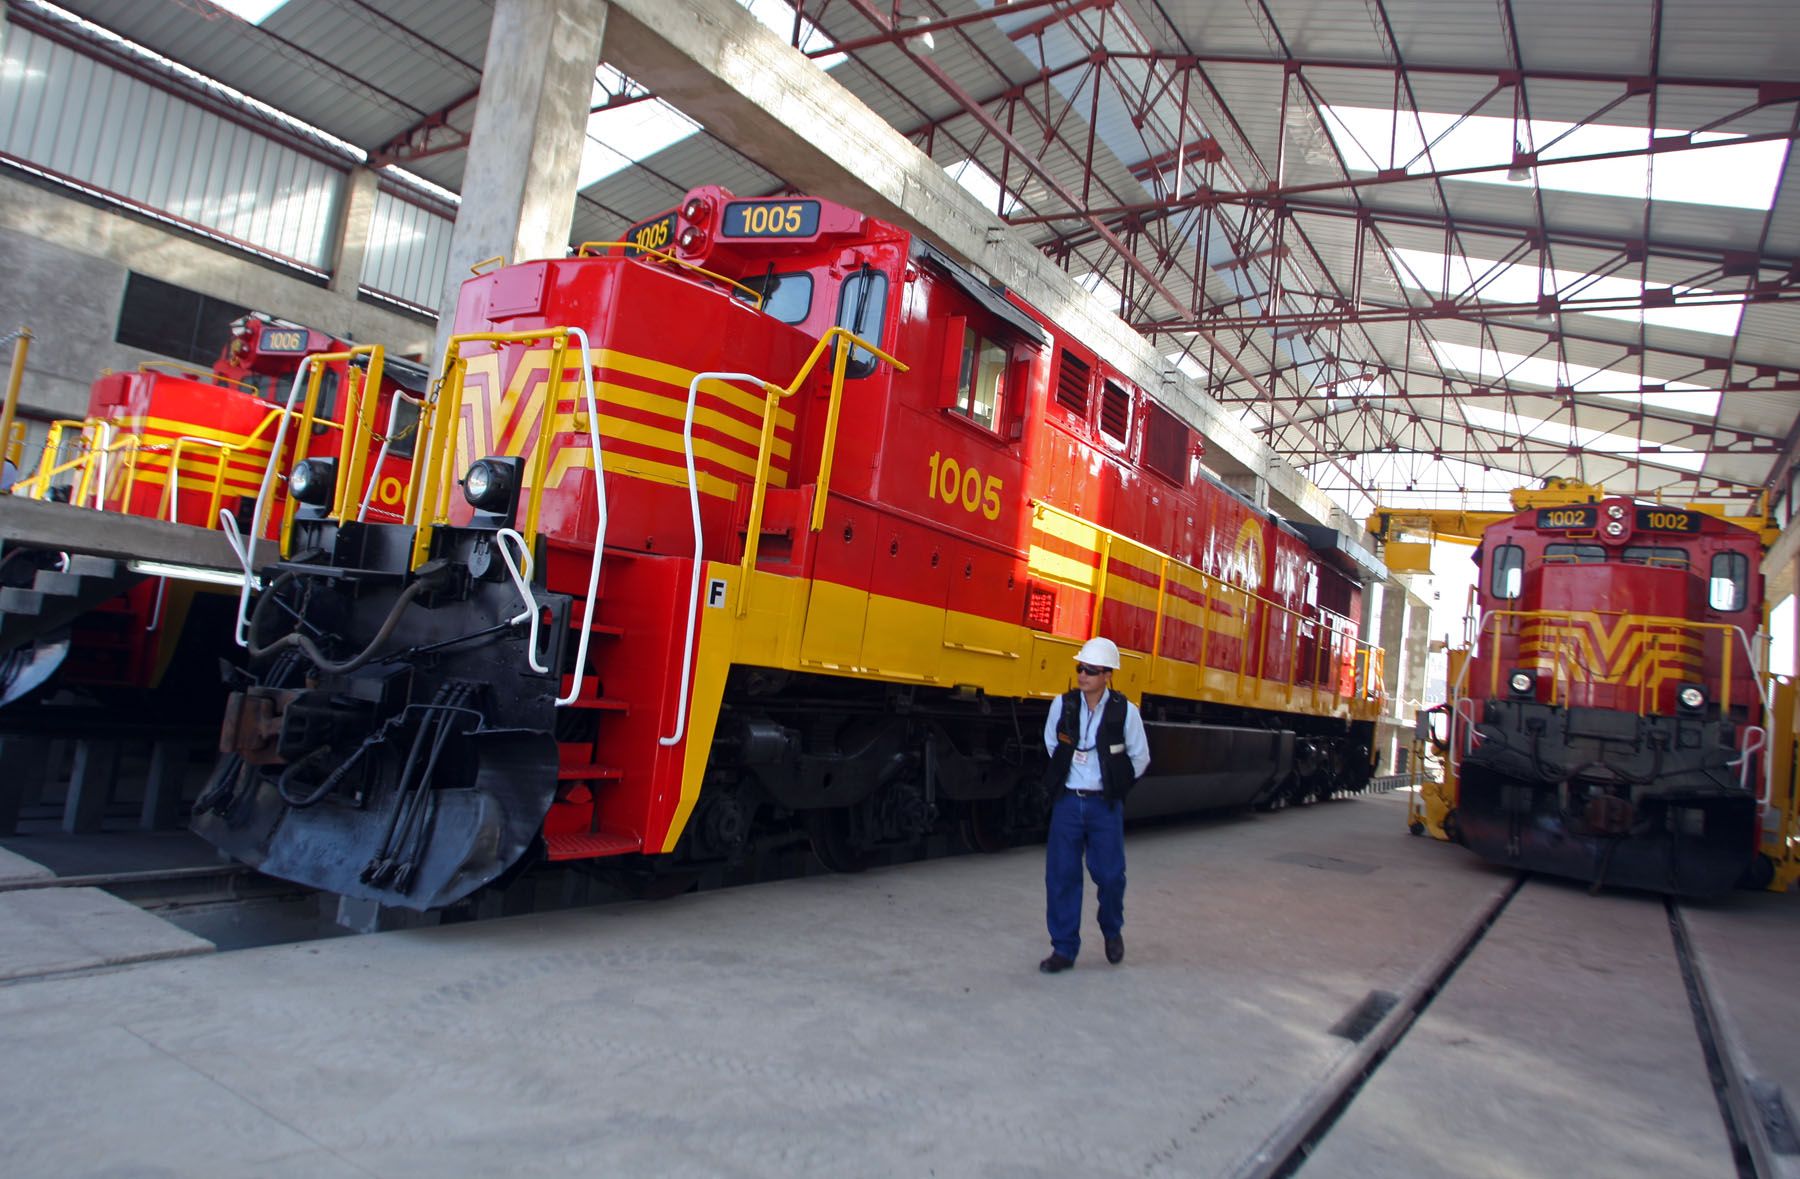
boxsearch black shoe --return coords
[1104,936,1124,965]
[1039,953,1074,974]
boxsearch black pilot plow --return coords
[193,516,565,910]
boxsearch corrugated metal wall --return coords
[0,21,454,315]
[362,184,454,313]
[0,22,345,271]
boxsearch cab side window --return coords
[1491,544,1523,600]
[953,326,1006,431]
[1710,552,1748,612]
[836,268,888,378]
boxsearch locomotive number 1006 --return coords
[927,451,1002,521]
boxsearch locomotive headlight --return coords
[677,225,706,252]
[681,196,709,224]
[1607,504,1625,519]
[1507,669,1536,699]
[1677,684,1706,713]
[461,455,525,526]
[1605,521,1625,537]
[287,458,336,507]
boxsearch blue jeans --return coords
[1045,790,1125,960]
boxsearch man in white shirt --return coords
[1038,636,1149,973]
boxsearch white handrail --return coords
[1729,725,1768,801]
[1450,697,1479,775]
[234,364,314,648]
[494,527,548,674]
[554,327,606,708]
[90,420,112,509]
[660,370,770,747]
[356,391,422,522]
[147,434,225,634]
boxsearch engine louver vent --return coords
[1056,350,1090,414]
[1143,403,1188,485]
[1100,380,1130,442]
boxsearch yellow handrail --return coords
[277,346,385,556]
[19,418,94,500]
[0,327,29,472]
[1475,608,1762,718]
[573,241,767,310]
[410,330,565,570]
[159,436,236,528]
[1029,498,1385,710]
[734,326,907,614]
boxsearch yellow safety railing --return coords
[1031,499,1385,715]
[736,326,907,613]
[158,436,235,525]
[277,346,385,556]
[19,418,102,502]
[574,242,767,310]
[1473,608,1764,718]
[1,326,29,472]
[408,331,562,570]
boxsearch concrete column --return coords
[0,734,50,835]
[1379,579,1407,703]
[1219,471,1267,510]
[328,166,382,296]
[1359,581,1380,644]
[140,739,185,831]
[63,739,120,833]
[434,0,608,352]
[1402,588,1431,709]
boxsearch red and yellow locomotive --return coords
[1430,491,1786,895]
[197,187,1385,908]
[2,314,426,707]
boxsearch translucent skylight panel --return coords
[579,0,842,188]
[945,159,1020,216]
[1321,105,1784,211]
[1165,351,1208,380]
[1075,270,1124,306]
[1307,453,1522,514]
[1387,247,1742,337]
[1427,340,1721,416]
[1458,403,1705,471]
[581,68,699,188]
[208,0,288,23]
[741,0,846,68]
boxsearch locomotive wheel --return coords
[805,808,869,874]
[957,797,1010,854]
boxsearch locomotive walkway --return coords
[0,792,1794,1177]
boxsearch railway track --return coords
[1234,875,1794,1179]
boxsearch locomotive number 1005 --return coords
[927,451,1002,521]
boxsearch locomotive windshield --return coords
[732,270,813,324]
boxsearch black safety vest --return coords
[1043,689,1139,802]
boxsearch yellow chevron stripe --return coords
[597,349,797,430]
[598,380,791,459]
[545,446,743,502]
[130,417,280,453]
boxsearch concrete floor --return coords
[0,793,1789,1178]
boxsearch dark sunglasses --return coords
[1075,664,1107,676]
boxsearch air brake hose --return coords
[248,570,430,674]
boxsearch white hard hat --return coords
[1074,637,1120,669]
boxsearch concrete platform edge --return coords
[1227,874,1520,1179]
[1676,906,1800,1179]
